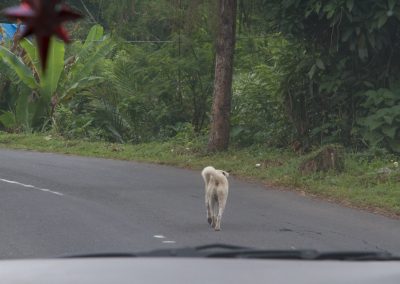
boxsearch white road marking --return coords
[0,178,64,196]
[153,235,176,244]
[153,235,166,239]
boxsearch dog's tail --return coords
[201,166,216,186]
[202,166,229,186]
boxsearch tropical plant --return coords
[0,24,114,131]
[231,35,293,147]
[249,0,400,152]
[357,88,400,152]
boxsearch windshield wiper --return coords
[205,249,319,259]
[192,245,400,260]
[61,244,249,258]
[61,244,400,261]
[314,251,400,261]
[62,252,137,258]
[136,244,400,260]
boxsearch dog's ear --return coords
[222,171,229,177]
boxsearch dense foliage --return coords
[260,0,400,152]
[0,0,399,153]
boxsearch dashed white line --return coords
[0,178,64,196]
[153,235,176,244]
[153,235,166,239]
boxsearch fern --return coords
[91,95,133,143]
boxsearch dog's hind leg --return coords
[205,196,212,225]
[210,195,218,229]
[214,196,227,231]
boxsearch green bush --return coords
[358,88,400,152]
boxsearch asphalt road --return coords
[1,148,400,259]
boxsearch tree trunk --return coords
[207,0,237,152]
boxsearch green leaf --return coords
[341,28,353,42]
[346,0,354,12]
[315,2,322,13]
[72,25,106,67]
[363,130,384,145]
[305,8,313,18]
[308,64,317,79]
[382,126,397,139]
[316,59,325,70]
[387,139,400,153]
[388,0,397,11]
[323,3,337,19]
[71,37,114,82]
[363,81,374,88]
[230,126,246,139]
[0,45,38,89]
[367,34,376,49]
[383,115,394,125]
[83,25,104,49]
[20,39,40,74]
[14,91,35,131]
[0,111,16,128]
[387,105,400,115]
[358,48,368,60]
[377,13,388,28]
[365,116,384,131]
[40,38,65,100]
[62,76,103,102]
[395,10,400,20]
[358,35,368,60]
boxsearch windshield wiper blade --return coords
[62,252,137,258]
[206,249,319,259]
[136,243,251,257]
[205,249,400,261]
[315,251,400,261]
[58,244,400,261]
[195,244,251,251]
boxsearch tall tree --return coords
[207,0,237,152]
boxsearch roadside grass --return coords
[0,132,399,216]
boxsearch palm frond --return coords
[92,96,132,143]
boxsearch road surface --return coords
[1,148,400,259]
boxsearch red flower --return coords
[2,0,82,71]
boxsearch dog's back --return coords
[208,172,229,194]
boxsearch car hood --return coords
[0,258,399,284]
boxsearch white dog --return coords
[201,166,229,231]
